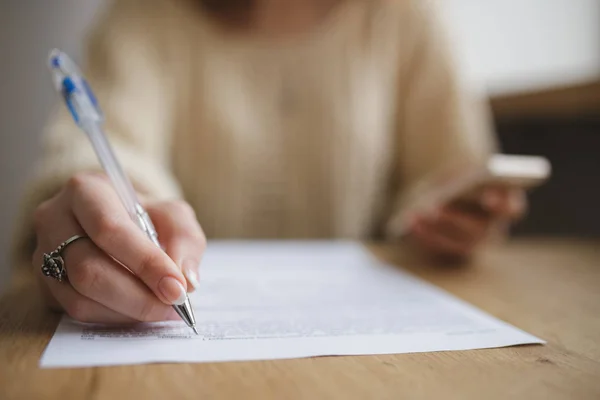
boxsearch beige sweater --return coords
[13,0,494,266]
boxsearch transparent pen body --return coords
[47,50,159,248]
[81,120,160,247]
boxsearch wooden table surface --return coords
[1,239,599,400]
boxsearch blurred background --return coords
[0,0,599,293]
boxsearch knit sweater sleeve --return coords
[385,0,497,237]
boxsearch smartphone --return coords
[386,154,551,236]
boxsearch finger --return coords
[66,240,181,322]
[411,219,473,258]
[34,196,179,322]
[481,186,527,219]
[66,174,188,306]
[33,255,137,324]
[41,275,138,324]
[146,201,206,292]
[436,207,490,244]
[505,188,527,220]
[481,186,506,213]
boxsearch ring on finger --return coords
[41,235,89,283]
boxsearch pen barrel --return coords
[81,121,143,226]
[134,204,161,247]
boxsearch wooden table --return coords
[1,239,599,399]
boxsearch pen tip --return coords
[192,326,199,335]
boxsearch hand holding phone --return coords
[388,154,551,237]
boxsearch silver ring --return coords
[41,235,88,282]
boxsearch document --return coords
[40,241,543,368]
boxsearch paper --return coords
[40,241,543,368]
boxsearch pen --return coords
[48,49,198,335]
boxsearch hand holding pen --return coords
[32,50,203,332]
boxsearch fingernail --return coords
[158,277,187,305]
[182,259,200,292]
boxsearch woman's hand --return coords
[407,186,526,260]
[32,172,205,324]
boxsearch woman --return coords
[14,0,524,323]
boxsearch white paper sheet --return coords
[40,241,544,368]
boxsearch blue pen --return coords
[48,49,198,334]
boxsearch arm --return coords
[395,0,495,196]
[387,0,524,259]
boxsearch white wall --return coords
[0,0,599,293]
[442,0,600,95]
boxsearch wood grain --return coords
[1,239,599,400]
